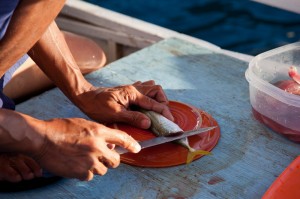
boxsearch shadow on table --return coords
[0,176,62,192]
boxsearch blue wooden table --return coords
[2,38,300,198]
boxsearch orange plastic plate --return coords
[263,156,300,199]
[110,101,220,167]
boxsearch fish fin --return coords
[186,150,212,164]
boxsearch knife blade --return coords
[115,126,217,154]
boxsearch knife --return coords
[115,126,217,154]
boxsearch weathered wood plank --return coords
[2,38,299,199]
[57,0,253,63]
[56,17,156,48]
[59,0,221,51]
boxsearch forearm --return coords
[0,0,66,77]
[0,109,45,156]
[28,21,93,105]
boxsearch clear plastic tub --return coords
[245,42,300,142]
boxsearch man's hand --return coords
[75,80,174,129]
[32,118,141,181]
[24,21,173,129]
[0,154,42,182]
[0,109,140,182]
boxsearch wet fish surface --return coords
[141,109,211,164]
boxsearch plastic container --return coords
[245,42,300,142]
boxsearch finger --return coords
[138,85,169,104]
[118,110,151,129]
[98,148,120,169]
[88,155,110,176]
[12,158,35,180]
[90,160,109,175]
[133,81,142,86]
[100,127,141,153]
[23,156,43,177]
[124,85,172,120]
[90,163,108,176]
[133,81,169,104]
[134,94,174,121]
[0,166,22,182]
[147,85,169,104]
[140,80,155,86]
[79,170,94,181]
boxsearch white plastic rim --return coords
[245,42,300,107]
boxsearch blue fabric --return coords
[0,0,20,40]
[0,0,27,110]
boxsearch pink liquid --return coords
[252,107,300,143]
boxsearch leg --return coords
[3,31,106,101]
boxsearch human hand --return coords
[0,154,42,182]
[75,80,174,129]
[31,118,140,181]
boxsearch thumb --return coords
[119,110,151,129]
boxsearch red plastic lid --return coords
[110,101,220,167]
[263,156,300,199]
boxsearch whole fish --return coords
[141,110,211,164]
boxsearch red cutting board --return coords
[110,101,220,167]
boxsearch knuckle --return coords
[117,132,133,149]
[126,85,135,90]
[126,85,138,94]
[133,81,142,85]
[118,132,128,145]
[105,153,120,169]
[124,135,136,150]
[154,84,162,90]
[148,80,156,84]
[87,140,98,150]
[130,112,142,124]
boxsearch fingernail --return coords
[134,144,141,153]
[141,119,151,129]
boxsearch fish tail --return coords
[186,150,212,164]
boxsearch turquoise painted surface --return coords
[3,38,299,198]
